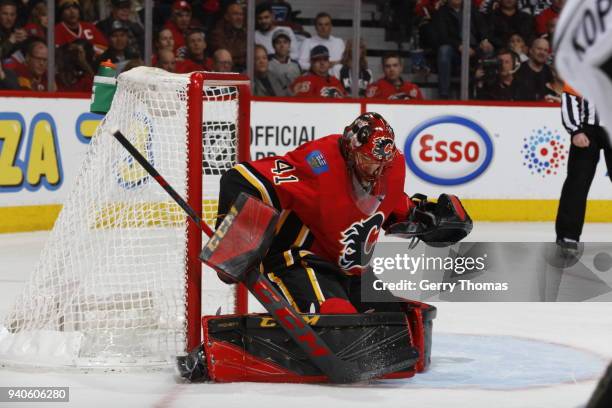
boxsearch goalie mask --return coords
[341,112,397,214]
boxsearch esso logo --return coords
[404,115,494,185]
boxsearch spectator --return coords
[56,39,94,92]
[198,0,221,31]
[508,32,528,62]
[96,20,139,73]
[23,0,47,40]
[488,0,535,51]
[255,2,298,60]
[543,15,558,43]
[163,0,195,55]
[0,59,19,89]
[269,0,293,23]
[152,28,174,67]
[268,0,308,39]
[156,48,176,72]
[479,0,551,15]
[209,3,246,72]
[253,44,288,96]
[330,38,372,97]
[0,0,26,60]
[55,0,108,56]
[297,12,345,71]
[415,0,444,50]
[291,45,345,98]
[514,37,555,101]
[15,38,51,91]
[535,0,562,35]
[366,52,423,100]
[212,48,233,72]
[96,0,144,56]
[267,29,301,94]
[474,48,520,100]
[433,0,492,99]
[122,57,143,72]
[176,29,212,73]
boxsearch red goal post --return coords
[186,72,251,352]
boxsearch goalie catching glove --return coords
[386,193,472,248]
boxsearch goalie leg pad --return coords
[402,300,436,372]
[198,312,421,383]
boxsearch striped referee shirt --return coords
[561,92,602,135]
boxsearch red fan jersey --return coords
[291,73,346,98]
[24,22,45,40]
[14,64,49,91]
[55,22,108,55]
[175,57,213,73]
[236,134,413,275]
[365,78,424,100]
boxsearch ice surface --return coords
[1,223,611,408]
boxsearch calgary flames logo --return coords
[339,212,385,272]
[320,87,344,98]
[372,137,395,161]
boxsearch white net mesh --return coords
[0,67,244,369]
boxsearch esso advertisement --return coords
[404,115,494,185]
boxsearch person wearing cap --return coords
[254,2,299,60]
[253,44,288,97]
[291,45,345,98]
[96,20,139,73]
[176,28,212,73]
[163,0,197,54]
[268,29,301,93]
[55,0,108,56]
[208,2,246,72]
[297,12,345,71]
[96,0,144,56]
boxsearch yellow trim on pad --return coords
[2,199,611,233]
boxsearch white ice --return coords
[1,222,611,408]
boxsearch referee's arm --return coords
[561,92,584,136]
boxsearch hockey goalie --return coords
[181,112,472,383]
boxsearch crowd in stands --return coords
[0,0,565,102]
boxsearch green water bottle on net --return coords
[90,60,117,115]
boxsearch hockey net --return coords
[0,67,250,369]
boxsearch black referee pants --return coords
[556,126,612,241]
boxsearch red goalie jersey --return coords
[229,134,414,276]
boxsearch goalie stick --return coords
[112,130,416,383]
